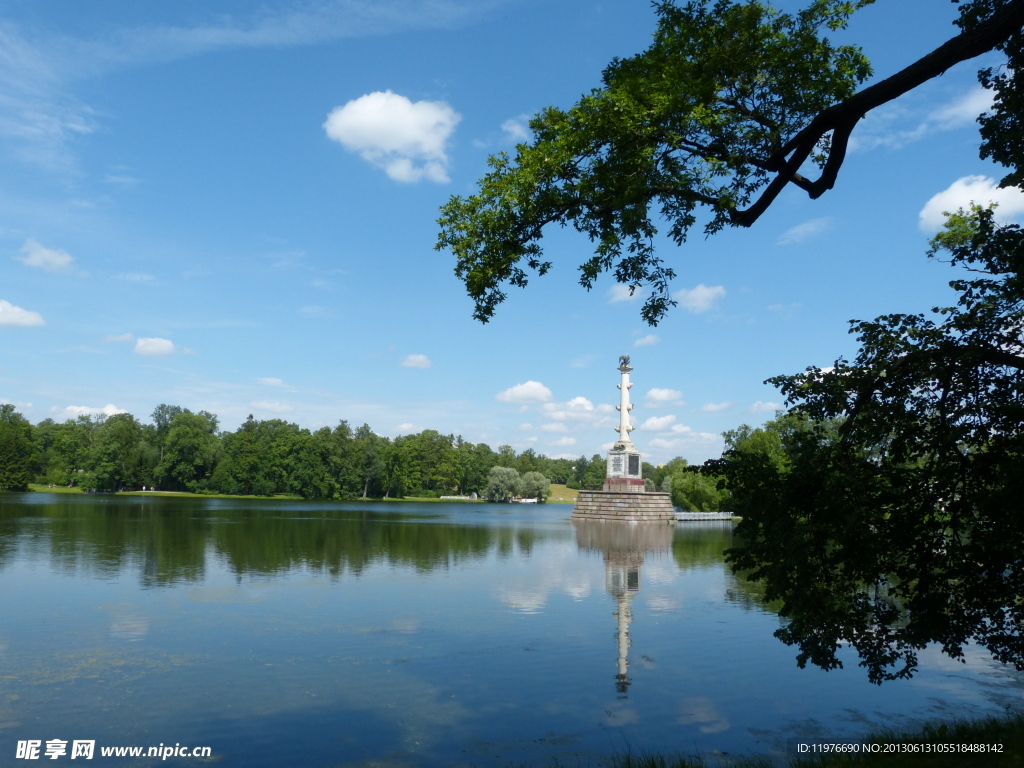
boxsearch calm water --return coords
[1,494,1021,767]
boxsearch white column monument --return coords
[604,355,645,493]
[570,356,675,522]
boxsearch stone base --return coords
[602,477,645,493]
[570,490,676,523]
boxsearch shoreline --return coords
[23,483,578,503]
[604,712,1024,767]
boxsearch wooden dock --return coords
[675,511,735,522]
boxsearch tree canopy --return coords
[437,0,1024,324]
[0,404,34,492]
[0,405,571,502]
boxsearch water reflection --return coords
[0,496,552,584]
[573,520,674,697]
[2,495,1022,766]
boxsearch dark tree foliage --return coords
[154,410,220,492]
[0,404,34,491]
[437,0,1024,325]
[1,406,576,501]
[671,466,729,511]
[717,208,1024,682]
[88,413,148,492]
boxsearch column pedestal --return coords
[571,490,675,522]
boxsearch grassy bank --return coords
[27,484,302,500]
[25,484,580,505]
[604,713,1022,768]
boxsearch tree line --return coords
[0,405,534,498]
[0,404,695,501]
[0,403,739,505]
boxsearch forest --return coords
[0,403,711,503]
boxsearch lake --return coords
[1,494,1020,766]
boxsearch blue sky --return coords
[1,0,1022,465]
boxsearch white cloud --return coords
[250,400,295,414]
[323,90,460,183]
[0,1,486,174]
[517,423,533,431]
[134,337,175,356]
[649,433,718,450]
[501,114,530,142]
[541,397,614,425]
[401,353,432,368]
[0,300,45,326]
[767,302,801,318]
[53,403,126,420]
[541,422,567,433]
[258,377,284,386]
[641,414,676,430]
[608,284,642,303]
[396,422,414,432]
[928,87,994,130]
[749,400,781,413]
[565,396,594,411]
[851,86,994,152]
[700,401,734,412]
[0,29,97,172]
[919,175,1024,232]
[115,272,155,282]
[103,332,134,343]
[496,380,552,404]
[674,284,725,313]
[645,388,683,407]
[17,238,75,272]
[776,217,832,245]
[104,170,139,186]
[634,334,659,347]
[670,424,693,433]
[551,436,576,446]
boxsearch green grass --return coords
[27,484,301,500]
[26,484,585,505]
[547,483,579,503]
[28,483,84,494]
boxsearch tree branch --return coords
[734,0,1024,226]
[838,342,1024,443]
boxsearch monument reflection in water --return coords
[573,518,674,697]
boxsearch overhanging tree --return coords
[437,0,1024,324]
[717,206,1024,682]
